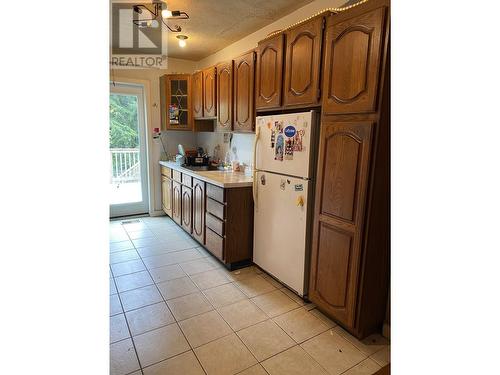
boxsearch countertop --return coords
[159,161,253,188]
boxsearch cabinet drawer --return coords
[173,170,182,183]
[205,227,224,260]
[206,183,225,203]
[206,197,225,220]
[205,212,224,236]
[182,174,193,187]
[161,166,171,177]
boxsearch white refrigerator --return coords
[252,111,318,296]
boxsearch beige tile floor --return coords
[110,216,390,375]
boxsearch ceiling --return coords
[159,0,316,61]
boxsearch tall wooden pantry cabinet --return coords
[308,0,390,339]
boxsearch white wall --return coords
[111,58,198,214]
[195,132,255,169]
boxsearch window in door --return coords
[109,82,149,217]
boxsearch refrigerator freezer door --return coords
[253,171,310,296]
[256,111,315,179]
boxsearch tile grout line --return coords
[110,262,144,375]
[182,258,327,374]
[181,257,261,375]
[110,244,204,277]
[114,217,387,375]
[194,265,369,374]
[125,218,209,375]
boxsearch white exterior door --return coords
[109,83,149,218]
[255,111,316,178]
[253,170,311,295]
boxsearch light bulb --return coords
[162,9,172,18]
[178,39,186,47]
[148,19,159,28]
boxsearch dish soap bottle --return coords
[224,150,232,170]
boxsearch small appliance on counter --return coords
[181,146,217,171]
[185,147,210,167]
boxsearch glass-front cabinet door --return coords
[162,74,192,130]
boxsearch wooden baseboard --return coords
[382,322,390,339]
[149,210,166,217]
[375,364,390,375]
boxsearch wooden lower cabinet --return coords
[181,185,193,234]
[309,0,390,339]
[161,169,173,218]
[309,119,389,339]
[159,165,253,270]
[172,181,182,225]
[309,121,374,329]
[192,178,205,244]
[204,183,254,268]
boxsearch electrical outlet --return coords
[223,133,230,143]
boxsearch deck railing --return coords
[110,148,140,184]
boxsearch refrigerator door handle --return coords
[252,126,261,209]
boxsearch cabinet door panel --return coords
[192,71,203,118]
[172,181,182,225]
[192,178,205,244]
[216,61,233,131]
[181,186,193,233]
[256,34,284,109]
[284,17,323,107]
[320,130,363,222]
[163,74,192,130]
[322,7,386,114]
[316,223,353,310]
[162,176,172,217]
[233,51,255,132]
[203,66,216,118]
[309,121,373,328]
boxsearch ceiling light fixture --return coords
[132,1,189,32]
[161,9,172,18]
[176,35,188,48]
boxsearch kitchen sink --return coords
[181,164,220,171]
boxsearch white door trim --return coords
[110,82,150,217]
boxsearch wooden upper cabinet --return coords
[322,7,386,115]
[309,120,373,328]
[192,71,203,119]
[256,34,284,110]
[216,61,233,132]
[203,66,217,118]
[283,17,324,107]
[233,51,256,133]
[164,74,192,130]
